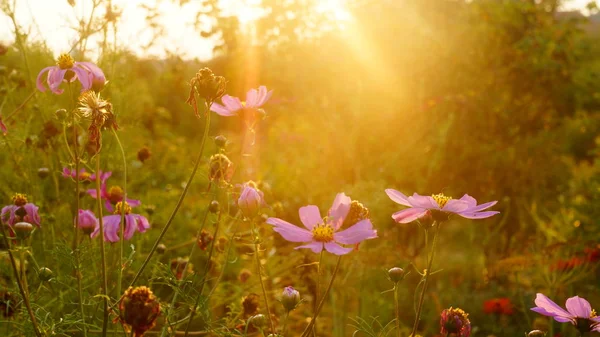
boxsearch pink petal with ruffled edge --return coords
[442,199,470,213]
[328,193,351,229]
[71,66,92,91]
[124,214,137,240]
[565,296,592,318]
[48,68,67,94]
[23,203,41,226]
[408,193,438,209]
[299,205,321,230]
[210,102,238,116]
[295,241,323,253]
[392,208,429,223]
[245,88,258,108]
[324,242,353,255]
[531,293,574,323]
[36,66,55,92]
[385,189,411,207]
[334,219,377,244]
[76,62,106,84]
[266,217,314,242]
[222,95,243,112]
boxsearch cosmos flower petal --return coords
[222,95,243,111]
[87,188,99,199]
[299,205,321,230]
[76,61,106,84]
[36,66,55,92]
[565,296,592,318]
[96,215,121,242]
[458,211,499,219]
[124,214,136,240]
[266,217,314,242]
[210,102,237,116]
[532,293,574,321]
[463,200,497,213]
[442,199,470,213]
[48,68,67,94]
[333,219,377,245]
[328,193,351,229]
[385,189,412,207]
[459,194,478,207]
[23,203,41,226]
[71,66,92,91]
[392,208,428,223]
[294,241,323,253]
[105,200,114,213]
[324,242,353,255]
[126,198,141,208]
[256,85,268,105]
[136,214,150,232]
[246,88,259,108]
[261,89,274,106]
[408,194,438,209]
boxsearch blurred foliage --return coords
[1,0,600,336]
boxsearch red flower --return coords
[483,298,514,315]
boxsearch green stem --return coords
[281,312,289,336]
[95,153,109,337]
[251,220,275,335]
[0,226,42,337]
[161,199,212,337]
[183,208,222,337]
[394,284,400,337]
[127,102,211,289]
[409,222,441,337]
[206,213,242,301]
[301,255,343,337]
[314,250,324,336]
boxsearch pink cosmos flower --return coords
[91,201,150,242]
[0,115,7,135]
[531,293,600,333]
[77,209,98,235]
[1,194,41,227]
[266,193,377,255]
[385,189,499,223]
[62,167,92,181]
[238,182,265,216]
[36,53,106,95]
[210,86,273,116]
[440,307,471,337]
[86,170,141,212]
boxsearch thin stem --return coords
[161,199,212,337]
[127,102,211,289]
[314,250,324,337]
[206,213,242,301]
[0,226,42,337]
[111,128,127,310]
[183,208,222,337]
[394,285,400,337]
[281,312,289,336]
[301,255,343,337]
[95,153,109,337]
[409,222,441,337]
[251,220,275,335]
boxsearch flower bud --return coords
[238,183,263,217]
[38,267,53,282]
[527,331,546,337]
[281,286,301,312]
[249,314,267,329]
[214,135,227,148]
[118,286,161,337]
[13,222,33,239]
[77,209,98,235]
[156,243,167,254]
[37,168,50,179]
[209,200,220,213]
[388,267,406,283]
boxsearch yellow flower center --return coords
[312,223,334,242]
[108,186,124,204]
[12,193,28,206]
[57,53,75,69]
[591,309,597,318]
[432,193,452,208]
[80,172,91,180]
[114,201,132,215]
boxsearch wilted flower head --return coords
[118,286,160,337]
[440,307,471,337]
[242,293,261,318]
[267,193,377,255]
[87,171,141,212]
[342,199,370,228]
[137,147,152,163]
[36,53,106,95]
[531,293,600,333]
[78,91,117,154]
[1,193,41,227]
[210,85,273,117]
[197,229,213,250]
[208,154,233,183]
[385,189,499,223]
[186,67,227,117]
[238,181,265,217]
[91,201,150,242]
[77,209,98,235]
[281,286,301,312]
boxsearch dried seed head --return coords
[118,286,161,337]
[197,229,214,251]
[137,147,152,163]
[342,200,370,228]
[186,67,227,117]
[241,293,260,318]
[208,154,233,182]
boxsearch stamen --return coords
[432,193,452,208]
[311,223,334,242]
[57,53,75,69]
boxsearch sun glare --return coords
[315,0,352,23]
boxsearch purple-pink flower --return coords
[440,307,471,337]
[266,193,377,255]
[91,201,150,242]
[210,86,273,116]
[385,189,499,223]
[238,182,265,216]
[62,167,92,181]
[77,209,98,235]
[86,171,140,212]
[1,193,41,227]
[531,293,600,333]
[36,53,106,95]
